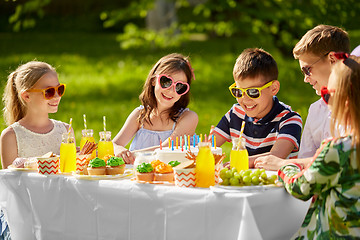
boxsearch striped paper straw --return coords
[83,114,87,130]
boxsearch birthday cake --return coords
[154,146,222,164]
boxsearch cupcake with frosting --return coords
[106,157,125,175]
[87,158,106,175]
[153,161,174,182]
[136,163,154,182]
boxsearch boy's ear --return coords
[270,80,280,96]
[20,90,31,103]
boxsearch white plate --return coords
[73,169,133,180]
[211,183,281,192]
[7,165,37,172]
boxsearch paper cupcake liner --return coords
[37,157,59,175]
[174,168,196,187]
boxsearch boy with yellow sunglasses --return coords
[213,48,302,167]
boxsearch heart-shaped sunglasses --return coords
[157,74,190,96]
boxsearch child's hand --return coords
[116,148,135,164]
[254,155,286,171]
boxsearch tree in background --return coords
[5,0,360,55]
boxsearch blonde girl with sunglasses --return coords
[0,61,71,169]
[113,53,198,164]
[277,54,360,239]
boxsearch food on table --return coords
[219,168,278,186]
[80,129,96,158]
[11,157,27,168]
[154,146,222,164]
[136,163,154,182]
[168,161,181,167]
[106,157,125,175]
[79,140,98,156]
[152,161,174,182]
[24,158,38,170]
[173,160,195,170]
[102,154,113,163]
[87,158,106,175]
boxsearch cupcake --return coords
[106,157,125,175]
[87,158,106,175]
[153,161,174,182]
[136,163,154,182]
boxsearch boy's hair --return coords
[2,61,56,125]
[233,48,278,83]
[330,55,360,165]
[293,25,350,59]
[138,53,194,125]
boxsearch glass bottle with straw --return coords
[60,118,77,173]
[80,114,96,158]
[98,116,114,159]
[230,121,249,171]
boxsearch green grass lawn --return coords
[0,31,359,166]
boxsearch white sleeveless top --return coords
[11,119,68,157]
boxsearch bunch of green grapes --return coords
[219,168,278,186]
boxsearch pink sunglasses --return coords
[157,74,190,96]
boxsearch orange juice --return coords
[98,131,114,159]
[230,138,249,171]
[80,129,96,158]
[195,142,215,187]
[60,133,77,173]
[230,149,249,171]
[98,141,114,159]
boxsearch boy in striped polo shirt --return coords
[213,48,302,168]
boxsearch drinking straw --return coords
[208,125,215,141]
[236,121,246,151]
[83,114,87,130]
[103,116,106,132]
[67,118,73,143]
[176,137,178,149]
[160,140,162,150]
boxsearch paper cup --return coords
[174,168,196,187]
[76,154,92,173]
[215,163,222,184]
[37,157,60,175]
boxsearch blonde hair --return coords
[138,53,194,125]
[2,61,56,125]
[330,55,360,165]
[233,48,278,83]
[293,25,349,59]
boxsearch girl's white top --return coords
[11,119,68,157]
[129,106,189,151]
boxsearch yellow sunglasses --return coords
[229,81,274,99]
[27,84,66,100]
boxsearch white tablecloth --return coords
[0,170,309,240]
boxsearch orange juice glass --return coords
[60,133,77,173]
[80,129,96,158]
[195,142,215,187]
[230,138,249,172]
[98,131,114,159]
